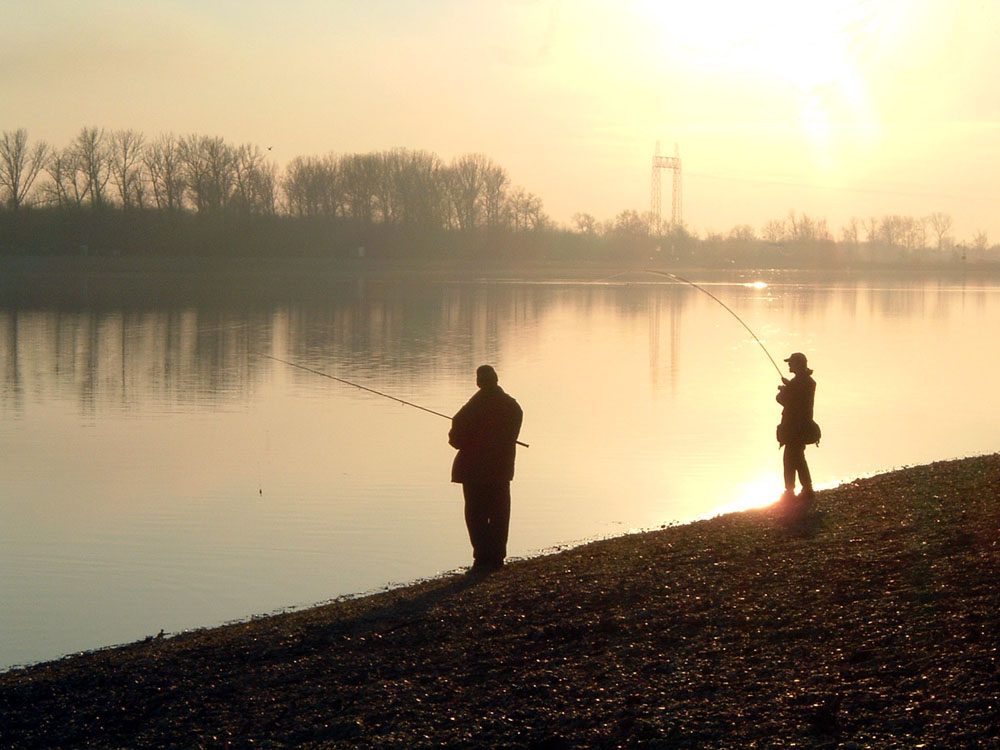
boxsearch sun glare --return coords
[710,476,782,517]
[639,1,868,88]
[634,0,880,168]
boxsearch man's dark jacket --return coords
[776,370,817,446]
[449,384,523,483]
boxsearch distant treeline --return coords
[1,127,997,267]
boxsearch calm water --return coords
[2,271,999,670]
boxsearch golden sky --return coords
[3,0,999,242]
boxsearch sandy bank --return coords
[2,454,999,748]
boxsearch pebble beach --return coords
[2,453,998,748]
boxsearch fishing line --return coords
[643,269,784,379]
[261,353,529,448]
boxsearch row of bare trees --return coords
[755,210,988,257]
[0,128,548,233]
[571,207,987,258]
[282,149,548,230]
[15,128,279,215]
[3,127,995,264]
[283,150,546,231]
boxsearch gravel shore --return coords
[3,454,999,749]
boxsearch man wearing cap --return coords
[776,352,818,502]
[449,365,523,574]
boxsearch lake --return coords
[2,267,999,671]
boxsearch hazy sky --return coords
[3,0,999,241]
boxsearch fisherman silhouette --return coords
[449,365,523,575]
[776,352,819,504]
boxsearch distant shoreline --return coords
[3,452,998,747]
[3,253,1000,280]
[3,255,998,310]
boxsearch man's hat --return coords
[785,352,808,366]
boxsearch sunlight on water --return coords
[708,475,783,517]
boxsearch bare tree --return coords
[972,229,989,259]
[0,128,49,210]
[508,188,545,230]
[143,134,185,211]
[612,209,648,237]
[73,127,111,207]
[340,153,380,224]
[480,160,510,228]
[878,215,905,250]
[109,129,146,210]
[862,216,879,245]
[232,143,277,215]
[179,135,234,213]
[179,135,209,212]
[573,212,597,234]
[41,149,72,207]
[787,211,830,242]
[444,154,492,231]
[841,217,860,247]
[365,148,449,229]
[761,219,786,243]
[392,150,444,229]
[899,216,926,253]
[728,224,756,242]
[927,212,953,251]
[44,145,89,207]
[283,156,312,216]
[253,159,278,215]
[203,136,235,212]
[283,154,341,216]
[373,150,403,224]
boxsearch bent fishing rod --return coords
[261,354,529,448]
[643,269,785,380]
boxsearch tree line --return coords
[1,126,996,266]
[0,127,546,231]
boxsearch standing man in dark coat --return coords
[449,365,523,574]
[776,352,818,503]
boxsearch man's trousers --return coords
[462,481,511,569]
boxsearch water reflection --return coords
[3,273,997,441]
[3,273,998,448]
[0,282,698,411]
[0,310,264,414]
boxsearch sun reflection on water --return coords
[708,476,783,517]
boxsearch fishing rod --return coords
[643,269,785,380]
[261,354,529,448]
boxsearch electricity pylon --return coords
[651,141,682,235]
